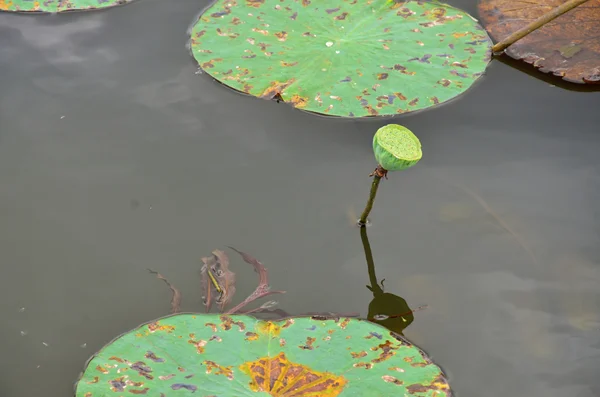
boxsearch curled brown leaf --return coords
[148,269,181,314]
[225,246,286,314]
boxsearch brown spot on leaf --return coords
[365,105,378,116]
[96,365,109,374]
[252,28,269,35]
[339,318,351,329]
[351,351,368,358]
[430,96,440,104]
[394,92,407,100]
[201,58,224,69]
[188,336,207,353]
[290,11,297,19]
[302,0,310,6]
[245,332,259,341]
[299,336,317,350]
[219,315,246,331]
[259,79,296,100]
[280,61,297,67]
[334,12,348,20]
[129,388,150,395]
[205,322,218,332]
[382,375,404,385]
[239,352,347,395]
[353,362,373,369]
[290,94,308,108]
[406,374,451,394]
[232,17,242,25]
[409,98,419,106]
[246,0,264,7]
[274,31,288,41]
[204,361,234,380]
[326,7,340,13]
[377,73,389,80]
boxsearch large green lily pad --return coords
[75,313,451,396]
[189,0,493,117]
[0,0,135,13]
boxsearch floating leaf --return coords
[478,0,600,84]
[0,0,136,13]
[189,0,493,117]
[74,313,452,396]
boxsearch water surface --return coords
[1,0,599,395]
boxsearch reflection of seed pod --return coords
[373,124,422,171]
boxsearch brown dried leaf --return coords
[225,246,285,314]
[478,0,600,83]
[200,256,216,313]
[212,249,236,312]
[201,250,236,313]
[148,269,181,314]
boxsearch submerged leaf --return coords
[148,270,181,314]
[0,0,137,12]
[225,246,285,314]
[478,0,600,84]
[189,0,492,117]
[75,313,452,396]
[201,250,236,313]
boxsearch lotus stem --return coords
[492,0,591,54]
[358,165,387,227]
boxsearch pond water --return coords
[1,0,599,395]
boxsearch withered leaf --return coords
[148,269,182,314]
[478,0,600,84]
[201,250,236,313]
[225,246,285,314]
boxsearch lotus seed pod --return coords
[372,124,422,171]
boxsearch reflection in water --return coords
[360,226,426,336]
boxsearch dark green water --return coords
[1,0,599,395]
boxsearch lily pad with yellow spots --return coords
[189,0,493,117]
[74,313,451,396]
[0,0,136,13]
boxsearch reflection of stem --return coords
[492,0,591,53]
[359,165,387,226]
[360,226,383,296]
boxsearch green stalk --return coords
[358,165,386,227]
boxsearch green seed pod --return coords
[372,124,422,171]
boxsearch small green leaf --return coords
[189,0,493,117]
[373,124,422,171]
[0,0,136,13]
[75,313,451,396]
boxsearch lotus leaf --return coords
[75,313,451,396]
[189,0,493,117]
[0,0,136,13]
